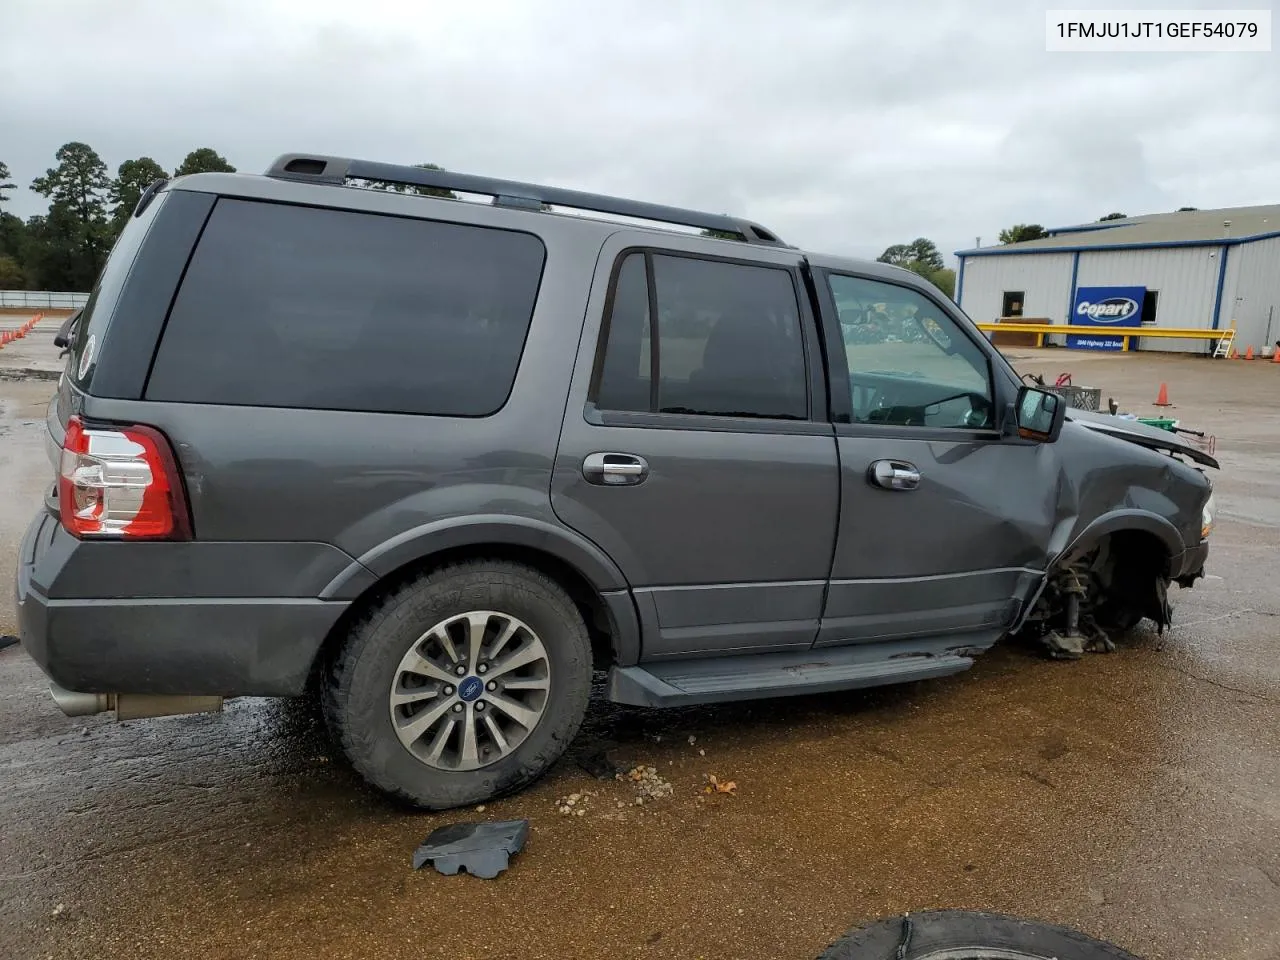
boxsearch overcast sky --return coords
[2,0,1276,263]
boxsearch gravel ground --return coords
[2,346,1279,960]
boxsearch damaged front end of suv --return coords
[1013,408,1218,660]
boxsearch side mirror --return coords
[1015,385,1066,443]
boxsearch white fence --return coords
[0,290,90,310]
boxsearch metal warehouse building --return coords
[955,204,1280,355]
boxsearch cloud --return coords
[2,0,1276,263]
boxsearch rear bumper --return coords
[16,511,350,696]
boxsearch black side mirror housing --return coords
[1014,385,1066,443]
[53,309,82,349]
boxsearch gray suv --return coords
[15,154,1218,809]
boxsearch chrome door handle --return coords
[583,452,649,486]
[868,459,920,491]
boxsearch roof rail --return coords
[263,153,788,246]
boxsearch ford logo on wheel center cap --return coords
[458,676,485,701]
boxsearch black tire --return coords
[818,910,1142,960]
[322,560,592,810]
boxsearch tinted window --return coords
[593,253,652,413]
[146,199,546,416]
[594,252,807,420]
[829,274,994,429]
[68,189,167,388]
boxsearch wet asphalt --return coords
[2,328,1279,960]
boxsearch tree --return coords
[406,162,457,200]
[0,161,13,206]
[927,267,956,300]
[877,238,954,300]
[998,223,1047,244]
[1177,206,1198,212]
[30,142,112,289]
[356,162,458,200]
[174,148,235,177]
[0,255,23,288]
[0,211,25,260]
[110,157,168,231]
[1099,212,1127,221]
[877,237,944,273]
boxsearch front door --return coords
[814,267,1056,648]
[551,234,839,661]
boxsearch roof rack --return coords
[264,153,788,246]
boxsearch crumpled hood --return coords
[1065,407,1219,469]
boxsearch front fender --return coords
[1051,508,1184,569]
[1011,509,1186,635]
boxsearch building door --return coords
[1135,290,1158,351]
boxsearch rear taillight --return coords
[58,416,191,540]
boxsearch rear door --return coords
[812,266,1057,648]
[551,232,839,661]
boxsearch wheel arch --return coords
[312,517,642,688]
[1012,511,1180,634]
[1052,509,1181,573]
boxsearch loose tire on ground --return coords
[817,910,1142,960]
[322,560,593,810]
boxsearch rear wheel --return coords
[323,560,592,810]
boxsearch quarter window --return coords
[594,252,808,420]
[146,199,546,417]
[829,274,994,429]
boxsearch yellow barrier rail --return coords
[974,322,1228,351]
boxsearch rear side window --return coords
[67,190,168,389]
[592,251,807,420]
[146,199,546,417]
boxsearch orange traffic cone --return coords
[1273,348,1280,364]
[1246,345,1255,360]
[1155,382,1171,406]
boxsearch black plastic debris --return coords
[576,747,632,781]
[817,910,1142,959]
[411,819,529,879]
[0,636,19,653]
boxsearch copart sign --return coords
[1067,285,1146,351]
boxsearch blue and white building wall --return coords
[1229,236,1280,349]
[954,252,1075,329]
[956,237,1280,354]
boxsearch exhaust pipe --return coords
[48,684,222,720]
[49,684,112,717]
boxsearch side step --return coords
[606,637,988,708]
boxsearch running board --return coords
[606,636,989,708]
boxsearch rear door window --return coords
[592,251,808,420]
[146,199,546,417]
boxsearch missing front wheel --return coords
[1018,541,1172,660]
